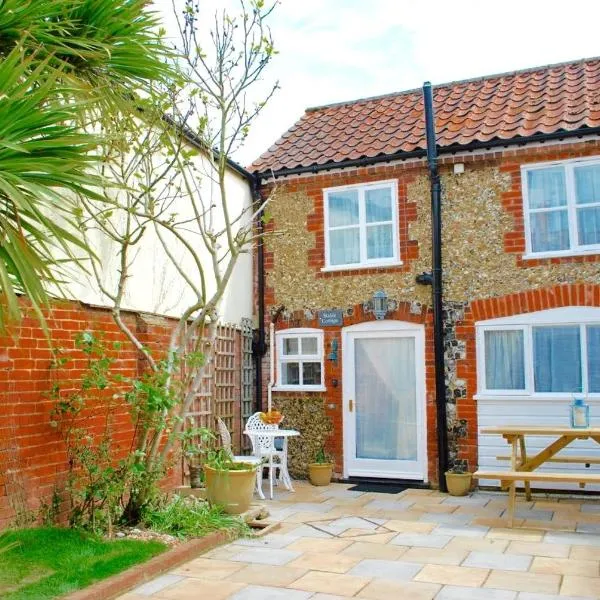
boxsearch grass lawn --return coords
[0,527,166,600]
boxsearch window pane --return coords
[302,362,322,385]
[575,164,600,205]
[329,228,360,265]
[300,336,318,355]
[530,210,570,252]
[366,224,393,260]
[533,326,582,393]
[328,190,359,227]
[283,337,298,355]
[588,325,600,393]
[365,187,392,223]
[527,167,566,209]
[577,206,600,246]
[484,330,525,390]
[281,362,300,385]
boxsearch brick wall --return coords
[0,299,245,529]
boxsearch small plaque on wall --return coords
[318,309,343,327]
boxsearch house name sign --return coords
[318,309,344,327]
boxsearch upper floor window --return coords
[323,180,399,270]
[274,328,325,391]
[522,158,600,258]
[476,307,600,397]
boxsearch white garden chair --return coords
[244,412,293,500]
[216,417,262,468]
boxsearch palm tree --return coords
[0,0,175,332]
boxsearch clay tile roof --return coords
[250,57,600,174]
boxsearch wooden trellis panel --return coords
[184,323,248,455]
[240,318,254,450]
[213,324,236,436]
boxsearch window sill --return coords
[475,394,600,402]
[522,248,600,260]
[272,385,327,393]
[321,260,403,273]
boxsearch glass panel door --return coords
[344,325,425,480]
[355,337,417,461]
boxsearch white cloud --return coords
[155,0,600,166]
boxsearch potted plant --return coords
[181,423,214,489]
[445,465,473,497]
[203,447,258,514]
[308,447,333,486]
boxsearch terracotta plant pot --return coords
[308,463,333,486]
[189,464,203,489]
[204,464,257,514]
[445,471,472,497]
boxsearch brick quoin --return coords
[0,299,184,529]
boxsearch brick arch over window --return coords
[455,283,600,471]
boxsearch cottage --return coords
[250,57,600,490]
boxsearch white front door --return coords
[342,321,426,480]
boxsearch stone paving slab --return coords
[117,482,600,600]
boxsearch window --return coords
[324,180,399,269]
[275,329,325,390]
[523,158,600,257]
[477,308,600,396]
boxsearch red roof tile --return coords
[250,57,600,174]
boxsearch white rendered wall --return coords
[66,150,254,325]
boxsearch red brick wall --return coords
[0,300,183,529]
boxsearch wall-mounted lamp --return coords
[327,338,338,363]
[363,290,398,320]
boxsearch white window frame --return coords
[322,179,401,271]
[476,306,600,400]
[522,156,600,259]
[273,328,325,392]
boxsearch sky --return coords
[155,0,600,167]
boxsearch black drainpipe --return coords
[252,177,267,413]
[423,82,449,492]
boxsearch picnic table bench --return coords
[474,426,600,526]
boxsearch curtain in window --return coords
[328,191,359,227]
[533,326,582,393]
[588,325,600,393]
[530,211,570,252]
[366,224,393,259]
[575,164,600,204]
[330,229,360,265]
[577,207,600,246]
[528,168,567,209]
[484,330,525,390]
[355,337,417,461]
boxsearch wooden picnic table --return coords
[475,426,600,526]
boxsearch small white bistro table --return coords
[243,428,300,499]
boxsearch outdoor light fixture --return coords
[363,290,398,320]
[328,338,338,363]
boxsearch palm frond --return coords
[0,50,103,332]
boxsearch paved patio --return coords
[119,482,600,599]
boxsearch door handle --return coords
[349,399,353,412]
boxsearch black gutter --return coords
[254,126,600,180]
[423,82,449,493]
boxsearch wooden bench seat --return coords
[474,470,600,526]
[474,470,600,484]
